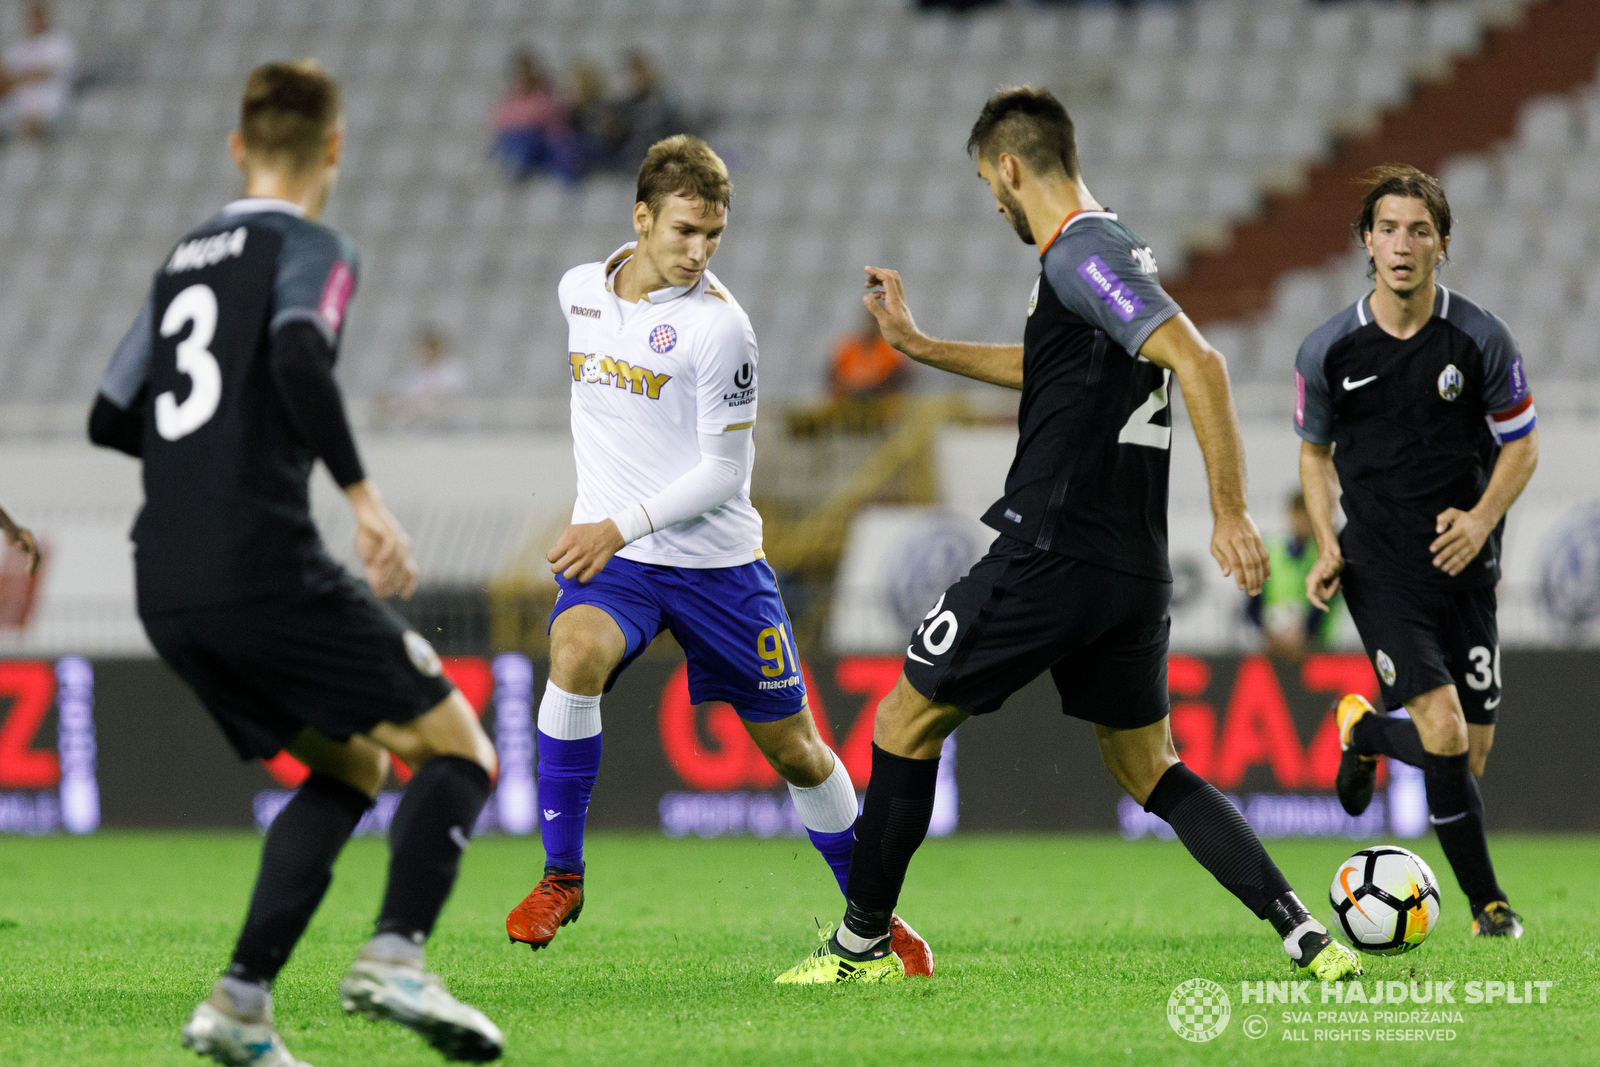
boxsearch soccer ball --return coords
[1329,846,1442,955]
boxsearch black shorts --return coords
[902,535,1172,728]
[1341,566,1501,724]
[141,575,455,761]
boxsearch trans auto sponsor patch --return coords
[1076,254,1144,324]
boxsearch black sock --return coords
[1351,713,1428,767]
[1144,763,1292,919]
[1422,751,1504,911]
[229,774,372,985]
[841,744,940,942]
[375,755,492,941]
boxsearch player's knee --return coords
[549,637,615,695]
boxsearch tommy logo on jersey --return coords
[570,352,673,399]
[1077,254,1144,324]
[649,324,678,353]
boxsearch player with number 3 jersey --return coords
[503,136,933,976]
[89,61,503,1066]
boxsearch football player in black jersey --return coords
[1297,166,1537,939]
[88,62,504,1063]
[777,87,1362,985]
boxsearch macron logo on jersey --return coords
[165,227,247,274]
[1077,254,1145,324]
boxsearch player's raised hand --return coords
[863,266,924,355]
[1430,507,1491,577]
[346,481,419,599]
[1210,511,1269,597]
[548,520,625,584]
[1306,551,1344,611]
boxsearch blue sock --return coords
[808,826,855,895]
[537,730,602,875]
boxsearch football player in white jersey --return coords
[504,136,932,977]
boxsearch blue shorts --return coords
[549,555,805,722]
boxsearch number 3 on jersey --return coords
[1118,368,1171,450]
[156,283,222,441]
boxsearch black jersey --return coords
[1294,285,1535,591]
[97,199,361,614]
[982,211,1181,583]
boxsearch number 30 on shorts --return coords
[915,595,960,658]
[756,624,800,678]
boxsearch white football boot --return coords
[181,981,311,1067]
[339,941,503,1062]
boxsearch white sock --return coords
[538,682,602,740]
[1283,918,1327,961]
[835,925,886,954]
[787,750,857,834]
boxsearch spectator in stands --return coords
[1248,492,1342,661]
[829,307,912,399]
[0,2,77,141]
[618,49,688,165]
[569,58,628,174]
[382,326,468,424]
[490,47,581,183]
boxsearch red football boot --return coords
[889,914,934,977]
[506,868,584,951]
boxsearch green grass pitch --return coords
[0,833,1595,1066]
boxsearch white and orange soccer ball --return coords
[1329,846,1442,955]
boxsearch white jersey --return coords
[560,243,764,569]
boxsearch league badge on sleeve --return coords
[649,324,678,353]
[1437,364,1463,402]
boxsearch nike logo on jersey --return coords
[449,826,471,851]
[543,809,561,821]
[906,646,935,666]
[1342,375,1378,391]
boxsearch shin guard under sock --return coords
[230,773,372,985]
[537,683,603,875]
[789,751,859,895]
[1351,712,1428,767]
[1422,751,1504,911]
[1144,763,1292,918]
[842,744,939,941]
[376,755,492,941]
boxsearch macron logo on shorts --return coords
[1077,254,1144,324]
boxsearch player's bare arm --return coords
[1431,428,1538,577]
[548,519,626,584]
[1298,441,1344,610]
[0,503,41,574]
[1139,314,1269,596]
[863,266,1023,388]
[345,480,418,598]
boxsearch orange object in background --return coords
[0,540,46,631]
[829,329,911,398]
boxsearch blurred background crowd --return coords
[1,0,1597,666]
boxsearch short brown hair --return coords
[635,135,731,216]
[966,86,1079,180]
[1353,164,1452,273]
[240,60,341,172]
